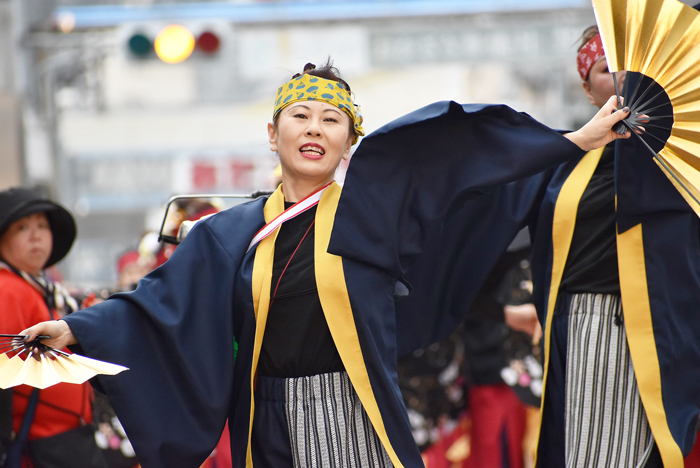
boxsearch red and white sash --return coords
[247,181,332,252]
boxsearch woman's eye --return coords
[324,117,339,123]
[293,113,307,119]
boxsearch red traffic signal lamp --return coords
[197,31,220,54]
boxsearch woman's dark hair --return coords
[293,59,352,94]
[578,25,599,52]
[273,59,356,139]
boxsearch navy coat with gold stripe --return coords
[63,101,585,468]
[528,135,700,467]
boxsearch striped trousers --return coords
[252,371,393,468]
[564,293,654,468]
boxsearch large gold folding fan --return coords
[593,0,700,216]
[0,334,127,389]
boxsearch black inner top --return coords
[257,203,345,378]
[560,143,620,294]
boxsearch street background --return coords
[0,0,695,287]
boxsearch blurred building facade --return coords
[1,0,650,287]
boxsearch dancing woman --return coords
[23,61,629,468]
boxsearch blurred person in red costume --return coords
[116,250,154,292]
[0,186,107,468]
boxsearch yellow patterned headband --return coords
[273,73,365,145]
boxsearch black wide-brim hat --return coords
[0,187,76,268]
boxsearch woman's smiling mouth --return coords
[300,143,325,159]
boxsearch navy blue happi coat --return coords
[64,102,584,468]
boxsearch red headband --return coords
[577,34,605,81]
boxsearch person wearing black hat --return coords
[0,187,76,274]
[0,187,107,468]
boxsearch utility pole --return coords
[10,0,60,197]
[0,0,22,189]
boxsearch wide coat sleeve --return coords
[328,101,576,351]
[394,174,552,354]
[328,101,582,277]
[63,199,265,468]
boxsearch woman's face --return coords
[268,100,353,188]
[0,212,53,275]
[583,57,626,109]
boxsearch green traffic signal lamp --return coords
[128,33,152,57]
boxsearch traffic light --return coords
[126,24,222,63]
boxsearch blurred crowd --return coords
[398,235,544,468]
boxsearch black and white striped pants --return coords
[564,293,654,468]
[252,371,393,468]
